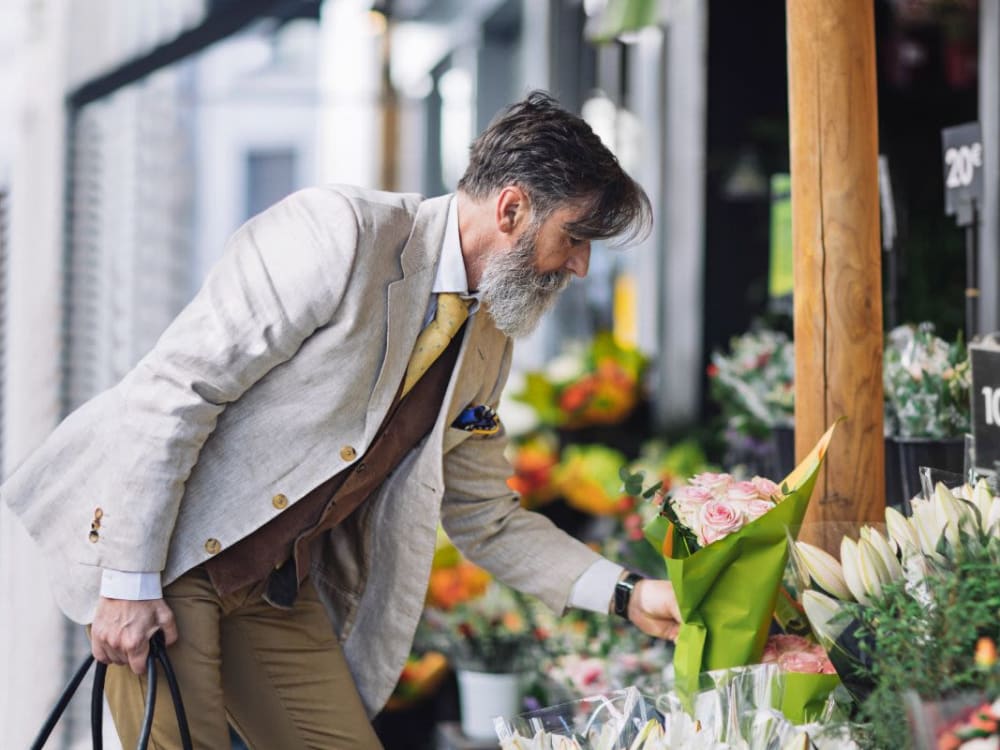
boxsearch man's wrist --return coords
[611,571,643,620]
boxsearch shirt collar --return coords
[432,197,480,311]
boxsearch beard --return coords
[478,227,572,339]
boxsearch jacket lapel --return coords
[363,194,453,445]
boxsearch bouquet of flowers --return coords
[707,327,795,439]
[761,634,841,725]
[511,332,648,430]
[640,423,838,700]
[883,322,971,439]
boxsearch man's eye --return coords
[568,236,583,246]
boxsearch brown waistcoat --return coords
[204,326,466,597]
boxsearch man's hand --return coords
[627,579,681,641]
[90,597,178,675]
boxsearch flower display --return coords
[510,332,648,430]
[506,431,562,509]
[935,698,1000,750]
[529,609,671,706]
[422,579,545,673]
[551,444,633,517]
[707,327,795,438]
[791,480,1000,748]
[884,322,971,439]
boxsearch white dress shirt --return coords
[102,196,624,614]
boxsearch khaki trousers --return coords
[100,567,383,750]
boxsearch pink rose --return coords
[779,651,829,674]
[768,634,811,652]
[698,500,745,545]
[727,481,761,502]
[751,476,782,500]
[675,485,714,505]
[690,472,733,495]
[671,486,714,529]
[741,499,776,521]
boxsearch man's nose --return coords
[565,243,591,278]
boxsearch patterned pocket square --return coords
[452,404,501,435]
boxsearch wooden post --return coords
[787,0,885,548]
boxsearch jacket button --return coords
[272,493,289,510]
[205,538,222,555]
[340,445,357,461]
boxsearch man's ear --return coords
[495,186,529,235]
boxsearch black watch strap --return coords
[612,572,643,619]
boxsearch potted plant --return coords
[883,322,971,507]
[422,578,547,741]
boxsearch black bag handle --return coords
[31,630,193,750]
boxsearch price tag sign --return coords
[970,339,1000,475]
[942,122,983,226]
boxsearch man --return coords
[3,91,680,748]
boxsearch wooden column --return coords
[787,0,885,548]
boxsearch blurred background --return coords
[0,0,990,747]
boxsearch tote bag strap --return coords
[31,631,192,750]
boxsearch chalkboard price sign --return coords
[970,339,1000,475]
[942,122,983,227]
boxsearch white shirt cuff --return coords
[567,558,625,614]
[100,570,163,600]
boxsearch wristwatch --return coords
[612,572,643,620]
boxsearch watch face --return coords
[614,575,640,618]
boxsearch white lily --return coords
[934,483,966,546]
[856,537,890,601]
[885,505,919,555]
[861,526,904,582]
[628,719,663,750]
[802,589,850,649]
[910,498,945,559]
[971,479,995,530]
[840,536,871,606]
[986,496,1000,537]
[796,541,853,600]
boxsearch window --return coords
[245,149,298,220]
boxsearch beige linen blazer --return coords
[1,185,602,714]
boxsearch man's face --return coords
[478,204,592,339]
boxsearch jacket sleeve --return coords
[439,343,604,615]
[98,187,361,572]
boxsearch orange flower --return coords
[975,636,998,668]
[426,561,491,610]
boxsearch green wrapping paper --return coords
[780,672,842,724]
[644,423,837,701]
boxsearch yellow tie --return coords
[401,293,470,397]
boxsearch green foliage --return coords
[848,539,1000,749]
